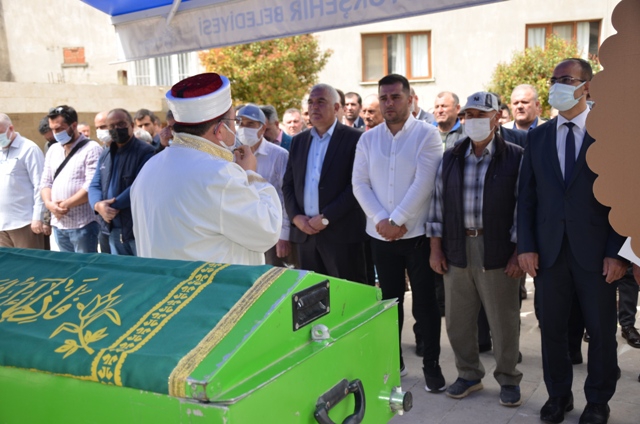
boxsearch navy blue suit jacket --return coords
[517,118,625,272]
[282,122,366,244]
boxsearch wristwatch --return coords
[321,217,329,226]
[389,218,399,227]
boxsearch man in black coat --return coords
[282,83,367,284]
[518,58,627,424]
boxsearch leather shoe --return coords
[578,402,609,424]
[621,325,640,348]
[540,394,574,423]
[570,350,583,365]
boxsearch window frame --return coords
[525,19,601,59]
[361,31,432,83]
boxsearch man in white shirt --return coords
[131,73,281,265]
[0,113,45,249]
[352,74,444,391]
[236,104,293,267]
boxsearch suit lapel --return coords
[299,131,313,181]
[320,123,342,181]
[567,132,595,189]
[545,118,564,186]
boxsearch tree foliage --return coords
[487,35,599,118]
[199,35,332,116]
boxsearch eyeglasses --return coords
[219,118,241,125]
[547,76,586,86]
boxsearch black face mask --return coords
[109,128,130,145]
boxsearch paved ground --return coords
[390,278,640,424]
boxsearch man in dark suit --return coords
[518,58,627,424]
[282,83,367,284]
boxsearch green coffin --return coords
[0,248,410,423]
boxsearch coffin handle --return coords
[314,378,366,424]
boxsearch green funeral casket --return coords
[0,248,411,423]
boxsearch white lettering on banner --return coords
[114,0,500,61]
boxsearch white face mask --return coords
[53,128,73,145]
[96,129,112,144]
[465,117,494,142]
[548,81,586,112]
[237,126,261,147]
[0,128,11,148]
[220,122,239,152]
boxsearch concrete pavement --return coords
[391,278,640,424]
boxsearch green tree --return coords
[487,35,599,118]
[199,35,332,115]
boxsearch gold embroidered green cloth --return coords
[0,248,282,395]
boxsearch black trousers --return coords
[535,238,618,404]
[371,236,441,366]
[617,266,638,328]
[297,236,367,285]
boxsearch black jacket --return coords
[441,134,523,269]
[89,137,155,242]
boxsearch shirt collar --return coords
[465,136,495,158]
[557,106,589,131]
[311,118,338,140]
[276,129,283,143]
[6,133,23,149]
[529,117,539,130]
[255,138,269,156]
[384,113,417,137]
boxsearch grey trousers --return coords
[444,236,522,386]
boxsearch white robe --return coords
[131,132,282,265]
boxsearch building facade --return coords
[314,0,622,113]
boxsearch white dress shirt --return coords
[0,134,45,231]
[352,114,443,240]
[556,107,589,178]
[304,119,337,217]
[131,132,282,266]
[254,138,290,241]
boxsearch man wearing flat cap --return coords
[427,92,524,407]
[130,73,282,265]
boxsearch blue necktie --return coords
[564,122,575,187]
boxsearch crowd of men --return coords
[1,57,639,424]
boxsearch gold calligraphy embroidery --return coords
[50,284,123,358]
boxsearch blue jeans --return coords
[108,227,137,256]
[54,221,99,253]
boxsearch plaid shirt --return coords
[40,135,102,230]
[427,138,518,242]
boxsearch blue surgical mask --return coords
[53,128,73,145]
[0,129,11,148]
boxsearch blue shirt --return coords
[303,119,337,216]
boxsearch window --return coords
[361,32,431,82]
[129,52,201,86]
[526,20,601,60]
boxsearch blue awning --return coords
[81,0,505,61]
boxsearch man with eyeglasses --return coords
[130,73,281,265]
[518,58,627,424]
[88,109,155,256]
[40,105,103,253]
